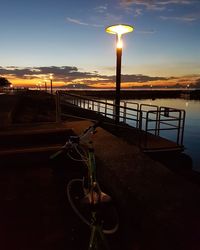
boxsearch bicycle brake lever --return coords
[50,143,70,160]
[50,149,64,159]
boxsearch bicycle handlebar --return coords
[50,121,101,159]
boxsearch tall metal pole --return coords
[105,24,134,124]
[44,81,47,92]
[115,45,122,124]
[50,79,53,94]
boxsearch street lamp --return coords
[50,74,53,94]
[38,81,42,90]
[106,24,134,123]
[44,78,47,92]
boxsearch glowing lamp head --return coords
[106,24,134,35]
[50,74,53,80]
[106,24,134,49]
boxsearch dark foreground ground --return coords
[1,90,200,250]
[0,91,122,250]
[0,149,123,250]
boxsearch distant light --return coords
[106,24,134,35]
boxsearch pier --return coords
[0,90,200,250]
[57,91,185,153]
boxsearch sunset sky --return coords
[0,0,200,88]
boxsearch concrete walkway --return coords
[67,120,200,250]
[1,92,200,250]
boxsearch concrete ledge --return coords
[70,120,200,250]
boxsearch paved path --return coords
[62,121,200,250]
[1,92,200,250]
[1,120,200,250]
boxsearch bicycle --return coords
[50,121,119,250]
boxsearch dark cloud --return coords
[85,74,167,84]
[0,66,167,85]
[0,66,34,78]
[121,74,166,82]
[0,66,96,81]
[0,66,77,76]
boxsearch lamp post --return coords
[38,81,42,90]
[106,24,134,123]
[50,74,53,94]
[44,78,47,92]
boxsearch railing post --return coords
[105,100,107,117]
[157,108,161,136]
[139,111,142,130]
[155,110,159,136]
[177,110,181,145]
[136,106,139,128]
[123,102,127,123]
[98,101,100,113]
[144,111,149,147]
[180,110,186,146]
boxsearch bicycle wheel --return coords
[67,179,119,234]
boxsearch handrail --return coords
[145,108,185,146]
[56,91,185,149]
[58,91,142,129]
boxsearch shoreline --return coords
[64,89,200,100]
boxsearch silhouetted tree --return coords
[0,77,11,87]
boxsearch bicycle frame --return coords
[83,144,111,250]
[51,122,118,250]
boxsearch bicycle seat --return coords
[81,190,111,205]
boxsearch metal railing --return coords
[125,102,185,146]
[56,91,186,149]
[57,91,142,129]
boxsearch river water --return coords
[124,98,200,172]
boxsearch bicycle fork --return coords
[88,212,109,250]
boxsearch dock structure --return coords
[0,119,199,250]
[56,91,186,153]
[1,91,200,250]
